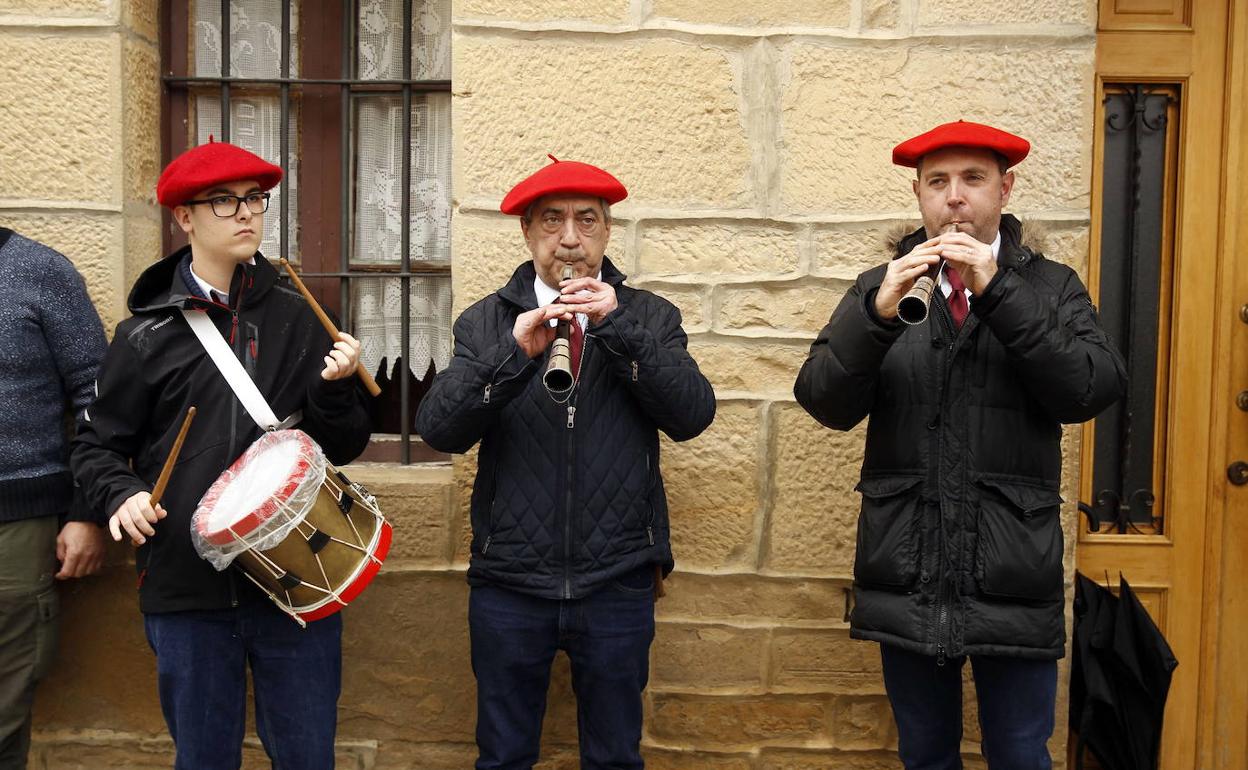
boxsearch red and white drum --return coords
[192,430,391,625]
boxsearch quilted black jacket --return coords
[794,216,1126,660]
[415,258,715,599]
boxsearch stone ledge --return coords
[343,462,454,484]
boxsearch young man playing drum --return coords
[71,140,371,770]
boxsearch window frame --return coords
[159,0,452,464]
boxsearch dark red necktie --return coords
[570,318,584,373]
[945,267,969,328]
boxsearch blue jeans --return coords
[880,644,1057,770]
[143,601,342,770]
[469,569,656,770]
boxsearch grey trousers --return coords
[0,517,59,770]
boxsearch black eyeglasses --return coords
[183,192,271,218]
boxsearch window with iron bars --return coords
[160,0,452,463]
[1083,83,1180,535]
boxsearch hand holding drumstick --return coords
[109,406,195,545]
[279,259,381,397]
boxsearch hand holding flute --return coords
[878,223,997,324]
[894,223,959,325]
[543,265,578,395]
[512,296,575,361]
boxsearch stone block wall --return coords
[4,0,1096,767]
[0,0,161,332]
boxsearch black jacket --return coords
[794,216,1126,659]
[71,248,372,614]
[415,258,715,599]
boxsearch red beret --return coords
[157,137,283,208]
[500,155,628,216]
[892,120,1030,168]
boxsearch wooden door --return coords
[1202,0,1248,765]
[1078,0,1246,767]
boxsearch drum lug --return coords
[350,481,377,509]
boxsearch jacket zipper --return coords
[225,278,248,609]
[564,416,575,599]
[592,332,639,382]
[934,294,958,664]
[561,335,590,599]
[244,323,259,375]
[481,462,500,554]
[483,348,528,404]
[645,451,654,545]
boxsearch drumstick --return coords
[150,406,197,508]
[279,259,382,397]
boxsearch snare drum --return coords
[192,430,391,625]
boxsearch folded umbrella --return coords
[1070,572,1178,770]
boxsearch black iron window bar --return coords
[1082,84,1176,535]
[163,0,451,465]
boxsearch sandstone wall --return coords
[0,0,161,332]
[3,0,1097,767]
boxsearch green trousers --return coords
[0,516,59,770]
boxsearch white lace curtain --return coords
[191,0,453,380]
[353,0,453,379]
[194,0,299,261]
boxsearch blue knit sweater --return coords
[0,228,106,522]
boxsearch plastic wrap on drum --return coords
[191,430,328,571]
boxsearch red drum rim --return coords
[194,431,319,546]
[296,520,393,622]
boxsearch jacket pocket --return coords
[644,451,657,543]
[33,586,60,680]
[479,464,500,554]
[975,476,1064,601]
[853,475,925,591]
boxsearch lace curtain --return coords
[193,0,299,261]
[189,0,453,385]
[354,0,453,380]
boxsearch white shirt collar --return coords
[190,262,228,304]
[534,270,600,329]
[190,256,259,304]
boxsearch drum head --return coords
[193,430,324,546]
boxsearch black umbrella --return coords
[1070,572,1179,770]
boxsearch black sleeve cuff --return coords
[863,287,906,331]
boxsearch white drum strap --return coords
[181,309,301,431]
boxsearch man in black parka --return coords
[415,157,715,769]
[794,121,1126,769]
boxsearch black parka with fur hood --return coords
[794,215,1126,660]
